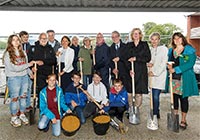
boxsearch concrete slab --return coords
[0,94,200,140]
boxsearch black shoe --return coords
[43,122,50,132]
[157,113,160,119]
[125,112,129,119]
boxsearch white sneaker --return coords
[19,114,29,125]
[10,116,21,127]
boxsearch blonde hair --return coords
[130,28,143,41]
[149,32,161,40]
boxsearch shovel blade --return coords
[167,112,179,132]
[129,106,140,125]
[29,99,36,125]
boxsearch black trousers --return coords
[83,102,99,118]
[108,106,126,122]
[173,94,189,113]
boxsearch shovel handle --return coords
[92,46,96,65]
[167,61,174,105]
[114,61,118,79]
[79,60,83,84]
[33,62,37,99]
[131,61,135,97]
[148,67,153,110]
[78,86,101,109]
[58,55,61,87]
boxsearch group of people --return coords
[2,28,199,136]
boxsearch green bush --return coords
[0,41,6,49]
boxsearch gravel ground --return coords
[0,93,200,140]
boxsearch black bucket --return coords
[92,113,110,135]
[61,113,81,136]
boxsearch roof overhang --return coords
[0,0,199,12]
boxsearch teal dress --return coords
[167,45,199,98]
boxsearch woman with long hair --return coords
[167,32,199,129]
[3,34,34,127]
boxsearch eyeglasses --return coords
[40,38,47,40]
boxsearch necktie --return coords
[116,44,119,50]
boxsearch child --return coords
[3,34,34,127]
[83,71,109,118]
[108,79,128,122]
[38,74,71,137]
[65,72,88,124]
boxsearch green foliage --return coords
[0,41,6,49]
[142,22,183,47]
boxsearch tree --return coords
[142,22,183,47]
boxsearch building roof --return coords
[0,0,199,12]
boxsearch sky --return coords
[0,11,194,36]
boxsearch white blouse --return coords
[58,47,74,73]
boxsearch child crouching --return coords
[38,74,71,137]
[108,79,128,122]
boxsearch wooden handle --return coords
[33,62,37,99]
[149,67,153,110]
[58,61,61,87]
[167,61,174,105]
[169,73,173,104]
[92,46,96,65]
[79,60,83,84]
[131,61,135,97]
[114,61,118,79]
[78,86,101,109]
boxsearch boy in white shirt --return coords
[83,71,109,118]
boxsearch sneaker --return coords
[10,116,21,127]
[26,106,33,112]
[19,114,29,125]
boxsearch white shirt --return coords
[87,81,108,105]
[58,47,74,73]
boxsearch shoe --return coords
[125,111,129,119]
[19,114,29,125]
[157,113,160,119]
[10,116,21,127]
[43,121,50,132]
[16,110,20,116]
[179,121,188,130]
[26,106,33,112]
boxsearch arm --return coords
[4,52,29,72]
[43,47,56,66]
[59,88,70,112]
[94,45,110,69]
[152,47,168,76]
[101,84,109,105]
[135,41,151,63]
[63,49,74,72]
[174,53,196,74]
[39,91,55,120]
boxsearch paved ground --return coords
[0,93,200,140]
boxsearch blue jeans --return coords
[72,106,86,124]
[8,75,28,115]
[152,88,161,115]
[38,115,61,137]
[83,75,92,88]
[26,77,32,108]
